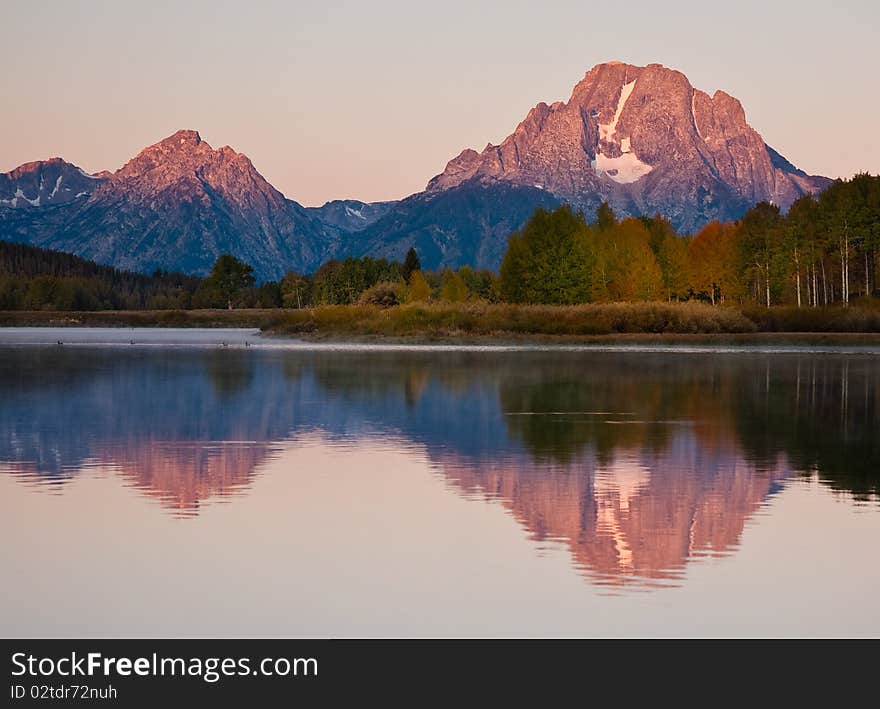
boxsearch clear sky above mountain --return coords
[2,0,877,206]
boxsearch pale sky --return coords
[2,0,877,206]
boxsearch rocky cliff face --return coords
[428,62,830,233]
[0,158,107,208]
[0,131,332,279]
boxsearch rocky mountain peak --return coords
[157,129,203,150]
[427,61,830,232]
[115,129,214,178]
[0,129,332,280]
[0,64,839,278]
[105,129,290,209]
[0,157,106,208]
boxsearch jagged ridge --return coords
[0,64,833,276]
[0,131,333,279]
[427,62,830,233]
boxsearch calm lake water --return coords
[1,328,878,637]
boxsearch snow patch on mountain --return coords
[595,151,653,184]
[692,91,703,140]
[594,79,652,183]
[8,187,41,207]
[599,80,636,143]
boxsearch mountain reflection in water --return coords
[1,343,877,589]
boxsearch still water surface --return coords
[1,328,878,637]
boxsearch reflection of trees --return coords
[206,350,254,397]
[498,355,739,466]
[310,355,417,403]
[303,350,880,502]
[500,379,670,465]
[2,346,878,514]
[307,352,495,406]
[0,347,297,493]
[0,346,111,392]
[439,351,880,587]
[732,357,880,500]
[492,353,878,500]
[404,369,429,408]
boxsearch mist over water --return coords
[1,330,878,636]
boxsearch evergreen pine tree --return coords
[403,247,421,284]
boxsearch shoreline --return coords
[262,329,880,348]
[3,307,880,347]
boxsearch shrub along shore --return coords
[3,302,880,343]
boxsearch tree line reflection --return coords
[1,346,876,582]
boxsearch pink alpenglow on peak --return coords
[0,130,332,280]
[0,158,107,208]
[0,63,836,276]
[427,61,830,233]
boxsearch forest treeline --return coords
[0,241,203,310]
[0,242,276,310]
[285,173,880,311]
[501,174,880,308]
[1,173,878,313]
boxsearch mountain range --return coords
[0,62,831,280]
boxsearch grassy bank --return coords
[0,309,280,328]
[3,303,880,343]
[742,304,880,332]
[263,302,758,338]
[262,302,880,342]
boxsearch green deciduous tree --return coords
[204,254,255,310]
[440,269,468,302]
[738,202,785,307]
[645,215,690,301]
[257,280,282,308]
[406,270,432,302]
[312,257,403,305]
[499,206,592,304]
[281,271,313,308]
